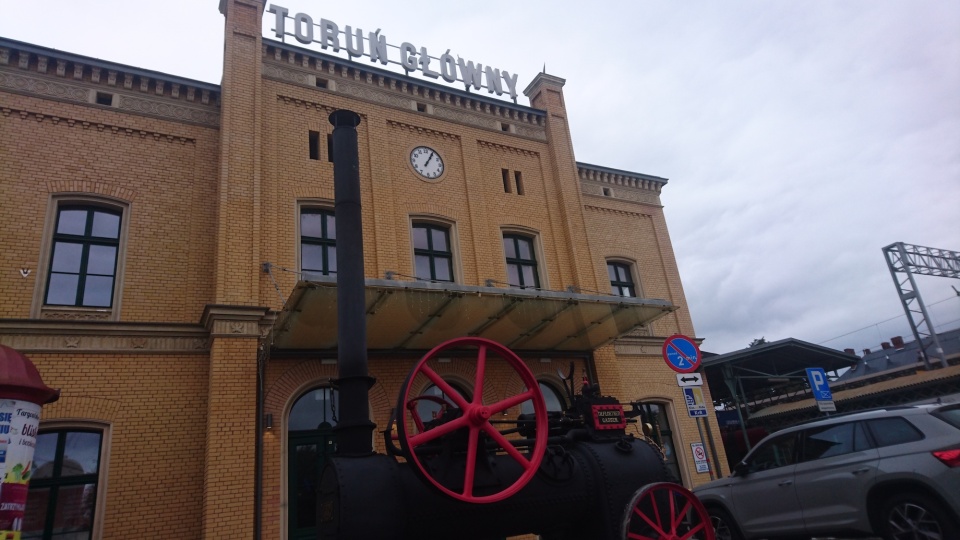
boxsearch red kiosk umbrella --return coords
[0,345,59,404]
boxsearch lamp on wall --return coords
[264,413,273,430]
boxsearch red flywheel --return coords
[396,337,548,504]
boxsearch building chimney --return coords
[891,336,905,349]
[863,348,871,356]
[844,348,856,355]
[881,342,891,350]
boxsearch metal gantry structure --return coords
[882,242,960,368]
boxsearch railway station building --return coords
[0,1,728,538]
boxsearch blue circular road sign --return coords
[662,334,702,373]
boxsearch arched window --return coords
[45,206,122,307]
[287,387,338,540]
[300,208,336,279]
[520,381,566,414]
[636,402,681,482]
[607,261,636,297]
[412,222,454,282]
[503,233,540,289]
[414,381,471,425]
[24,428,105,540]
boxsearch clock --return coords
[410,146,445,180]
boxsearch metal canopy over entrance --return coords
[271,278,676,353]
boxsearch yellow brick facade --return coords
[0,1,727,538]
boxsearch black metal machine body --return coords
[316,110,712,540]
[319,380,672,539]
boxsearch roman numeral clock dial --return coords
[410,146,444,180]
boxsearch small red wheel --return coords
[622,482,715,540]
[396,337,548,504]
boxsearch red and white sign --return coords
[691,442,709,473]
[662,334,702,373]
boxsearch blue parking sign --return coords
[806,367,833,401]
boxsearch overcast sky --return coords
[3,1,958,355]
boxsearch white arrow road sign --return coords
[676,373,703,387]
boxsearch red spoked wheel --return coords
[622,482,715,540]
[396,337,548,504]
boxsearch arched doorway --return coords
[287,387,338,540]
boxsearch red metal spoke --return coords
[488,390,536,416]
[472,345,487,405]
[679,521,706,540]
[667,488,678,534]
[671,494,693,534]
[626,534,657,540]
[407,415,468,447]
[480,423,530,468]
[410,411,426,433]
[419,365,470,409]
[633,504,669,538]
[462,426,480,497]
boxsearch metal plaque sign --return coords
[683,387,708,418]
[676,373,703,387]
[591,404,626,430]
[691,442,710,473]
[266,4,521,99]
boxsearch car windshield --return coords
[933,404,960,429]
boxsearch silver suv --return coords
[694,403,960,540]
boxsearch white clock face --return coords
[410,146,444,179]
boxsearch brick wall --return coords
[31,352,208,539]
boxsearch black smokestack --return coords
[329,110,375,455]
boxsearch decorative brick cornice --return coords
[0,320,210,354]
[261,42,547,141]
[614,336,668,356]
[0,66,219,127]
[477,140,540,158]
[201,305,275,339]
[386,119,460,141]
[583,205,655,219]
[276,94,337,114]
[1,107,197,144]
[45,181,139,203]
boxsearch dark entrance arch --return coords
[287,386,338,540]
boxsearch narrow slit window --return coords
[501,123,510,132]
[327,134,334,163]
[603,187,612,197]
[316,78,328,89]
[514,171,524,195]
[416,102,427,113]
[309,131,320,160]
[502,169,511,193]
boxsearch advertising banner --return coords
[0,399,42,540]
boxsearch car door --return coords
[728,431,805,537]
[793,421,879,535]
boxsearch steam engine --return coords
[316,110,713,540]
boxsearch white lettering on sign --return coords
[266,4,521,99]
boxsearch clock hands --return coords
[424,151,435,167]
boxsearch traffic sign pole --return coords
[694,419,714,480]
